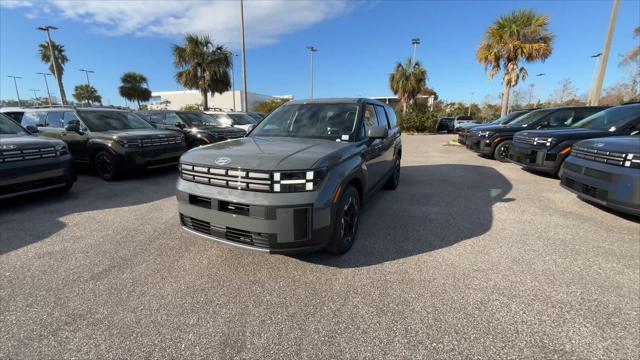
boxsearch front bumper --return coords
[176,178,335,253]
[121,143,185,169]
[0,153,75,199]
[559,156,640,216]
[457,133,467,145]
[467,136,493,155]
[508,142,559,174]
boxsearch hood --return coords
[180,136,351,171]
[0,134,65,150]
[92,129,182,140]
[471,124,523,133]
[514,128,611,141]
[575,136,640,154]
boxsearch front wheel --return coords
[493,140,512,162]
[326,186,360,254]
[94,151,122,181]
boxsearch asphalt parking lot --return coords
[1,134,638,359]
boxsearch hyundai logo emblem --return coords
[215,157,231,166]
[593,143,605,147]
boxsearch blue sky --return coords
[1,0,638,107]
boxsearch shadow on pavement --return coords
[0,168,178,255]
[296,164,513,268]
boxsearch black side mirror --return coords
[26,125,38,133]
[65,123,81,133]
[367,125,388,139]
[175,123,186,129]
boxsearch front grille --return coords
[0,175,66,196]
[181,214,274,248]
[572,146,626,167]
[562,177,608,201]
[513,135,535,145]
[141,136,183,147]
[180,163,272,192]
[0,146,58,163]
[562,161,583,174]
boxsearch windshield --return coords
[79,111,153,132]
[571,105,640,131]
[251,103,359,140]
[228,113,256,125]
[0,113,27,135]
[508,109,553,127]
[493,110,528,125]
[178,112,224,127]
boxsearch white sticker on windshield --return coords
[341,135,349,141]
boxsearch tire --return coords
[493,140,512,162]
[384,156,400,190]
[326,186,361,254]
[94,151,122,181]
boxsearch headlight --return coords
[624,153,640,168]
[533,137,556,146]
[55,144,68,155]
[478,131,494,137]
[273,168,328,192]
[116,139,142,148]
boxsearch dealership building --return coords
[148,90,289,111]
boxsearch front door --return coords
[362,103,389,192]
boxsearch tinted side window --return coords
[545,109,576,127]
[4,112,24,122]
[362,104,379,137]
[374,105,390,129]
[165,113,182,125]
[45,112,65,128]
[21,111,47,127]
[578,108,606,121]
[63,112,80,127]
[386,107,398,128]
[149,113,166,125]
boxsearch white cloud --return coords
[0,0,33,8]
[4,0,354,47]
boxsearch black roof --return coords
[286,98,388,106]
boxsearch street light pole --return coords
[7,75,22,107]
[29,89,40,105]
[467,92,474,116]
[229,51,237,111]
[587,53,602,105]
[37,25,67,105]
[306,46,318,99]
[411,37,421,65]
[240,0,248,112]
[37,72,54,106]
[79,68,94,87]
[591,0,619,106]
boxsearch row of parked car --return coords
[0,106,262,199]
[458,103,640,216]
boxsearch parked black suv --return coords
[0,113,75,199]
[137,110,246,149]
[24,108,186,180]
[467,106,608,161]
[177,98,401,254]
[458,109,532,145]
[509,104,640,175]
[559,135,640,216]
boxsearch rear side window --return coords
[3,112,24,122]
[374,105,390,129]
[21,111,47,127]
[45,112,65,128]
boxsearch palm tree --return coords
[38,40,69,105]
[172,34,231,110]
[389,58,427,113]
[477,9,554,116]
[73,84,101,106]
[119,72,152,110]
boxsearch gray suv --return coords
[177,98,402,254]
